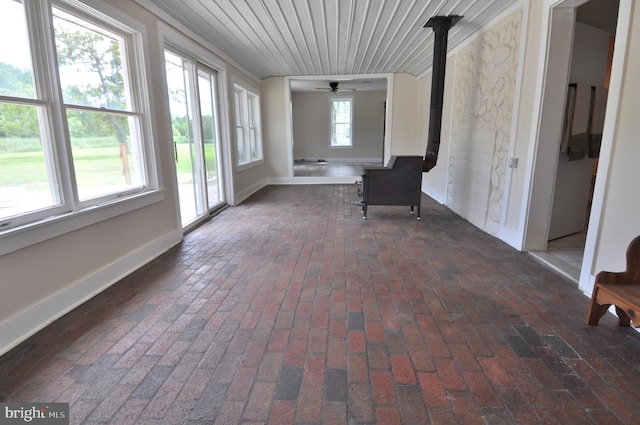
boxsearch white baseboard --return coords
[294,157,382,163]
[0,229,183,357]
[267,176,362,185]
[234,180,267,205]
[234,178,363,204]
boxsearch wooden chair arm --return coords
[595,270,636,285]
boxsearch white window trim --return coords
[0,0,162,255]
[233,79,263,170]
[330,96,354,149]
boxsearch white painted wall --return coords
[261,77,290,179]
[452,9,523,236]
[292,90,386,162]
[504,0,544,246]
[417,5,534,243]
[389,73,420,158]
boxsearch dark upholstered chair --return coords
[359,155,423,219]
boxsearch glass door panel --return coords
[197,69,223,209]
[165,51,202,226]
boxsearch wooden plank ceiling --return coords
[141,0,519,80]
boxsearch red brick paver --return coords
[1,185,639,424]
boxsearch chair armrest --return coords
[596,270,637,285]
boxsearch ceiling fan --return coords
[315,81,356,93]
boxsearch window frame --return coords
[0,0,162,256]
[330,96,354,148]
[233,81,262,169]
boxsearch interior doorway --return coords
[289,77,388,179]
[528,0,619,283]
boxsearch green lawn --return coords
[174,142,218,178]
[0,151,49,186]
[1,138,218,189]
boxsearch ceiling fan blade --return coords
[312,82,357,92]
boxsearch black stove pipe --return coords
[423,15,461,172]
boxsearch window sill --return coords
[236,159,264,172]
[0,189,165,257]
[330,145,354,149]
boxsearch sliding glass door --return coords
[164,50,224,228]
[197,69,224,210]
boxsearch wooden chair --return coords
[586,235,640,327]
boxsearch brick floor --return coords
[1,184,639,424]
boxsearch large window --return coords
[330,97,353,147]
[0,0,155,236]
[233,83,262,166]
